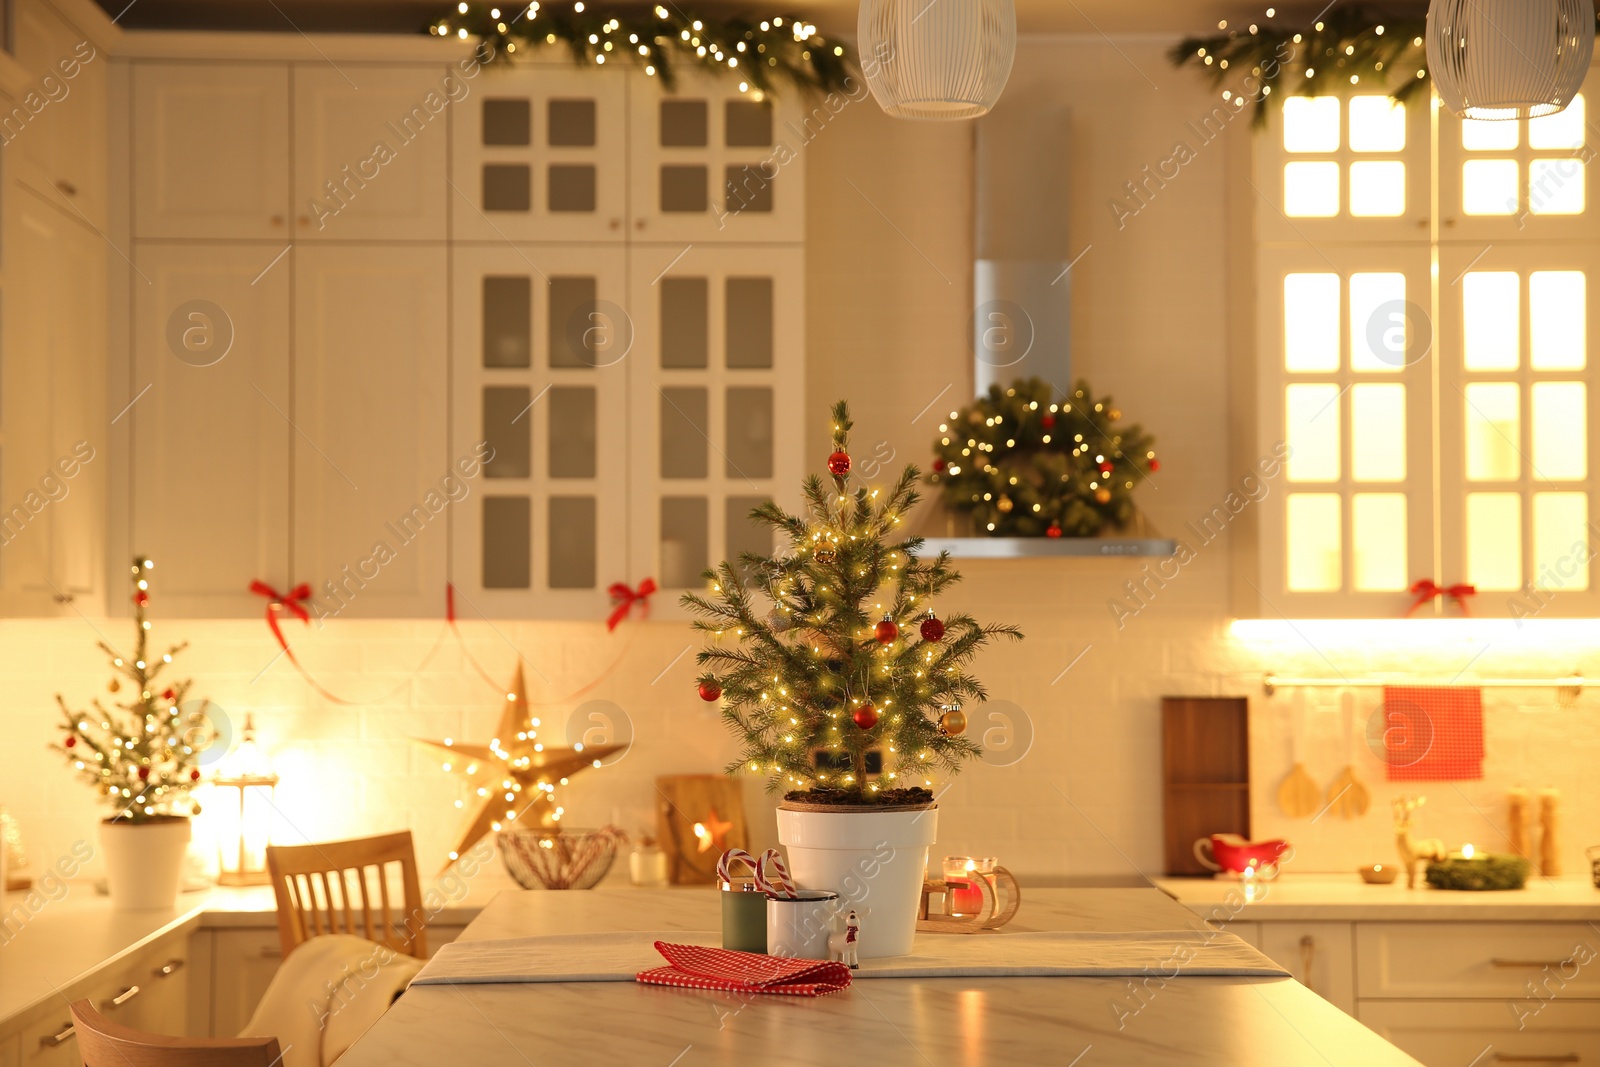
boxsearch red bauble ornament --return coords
[851,703,879,730]
[1098,462,1113,475]
[1041,413,1056,429]
[1149,458,1161,471]
[64,735,77,748]
[932,458,946,472]
[1046,523,1063,538]
[138,766,151,781]
[874,616,899,644]
[133,590,149,607]
[697,680,722,702]
[162,688,176,701]
[920,611,945,642]
[190,769,202,781]
[827,450,851,476]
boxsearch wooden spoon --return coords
[1278,689,1322,819]
[1326,690,1371,819]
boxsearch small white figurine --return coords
[828,910,860,970]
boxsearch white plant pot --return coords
[776,804,937,959]
[99,816,191,910]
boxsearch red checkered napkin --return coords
[635,941,852,997]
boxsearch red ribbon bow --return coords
[1405,579,1477,617]
[249,579,314,651]
[606,578,657,631]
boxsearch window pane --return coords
[483,98,531,146]
[483,386,531,479]
[1529,95,1585,149]
[1351,383,1406,481]
[1349,161,1405,216]
[483,496,531,589]
[726,496,773,584]
[661,277,709,369]
[482,276,531,368]
[1529,158,1585,215]
[725,386,774,479]
[1530,271,1586,370]
[1285,384,1341,481]
[1284,273,1340,371]
[660,387,708,478]
[1286,494,1341,591]
[482,163,532,212]
[1463,272,1520,370]
[1462,159,1519,215]
[1466,492,1522,591]
[660,100,708,146]
[1284,161,1340,216]
[1462,117,1519,150]
[1465,382,1522,481]
[548,276,599,368]
[1531,382,1586,480]
[1349,96,1405,151]
[547,497,596,589]
[548,99,596,146]
[549,386,597,478]
[1351,272,1406,371]
[1283,96,1340,152]
[726,277,775,368]
[548,164,596,213]
[1533,492,1589,590]
[1352,493,1407,590]
[660,497,708,588]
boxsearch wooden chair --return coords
[266,830,428,960]
[69,1000,282,1067]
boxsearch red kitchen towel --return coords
[1382,685,1484,781]
[635,941,852,997]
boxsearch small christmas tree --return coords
[53,557,215,822]
[684,401,1023,803]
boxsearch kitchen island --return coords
[337,887,1419,1066]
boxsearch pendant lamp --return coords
[1426,0,1594,119]
[857,0,1017,120]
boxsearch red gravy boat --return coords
[1193,834,1291,879]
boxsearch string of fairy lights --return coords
[428,2,853,97]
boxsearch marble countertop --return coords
[1153,873,1600,921]
[338,887,1422,1067]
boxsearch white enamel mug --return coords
[765,890,839,960]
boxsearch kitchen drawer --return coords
[1359,999,1600,1067]
[1261,922,1356,1015]
[1211,919,1261,947]
[0,1033,17,1067]
[17,1011,78,1067]
[1357,923,1600,999]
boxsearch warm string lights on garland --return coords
[1170,5,1429,126]
[685,400,1022,801]
[427,2,852,97]
[52,557,216,822]
[930,378,1158,539]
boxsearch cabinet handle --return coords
[1492,1055,1580,1064]
[1298,934,1316,994]
[54,179,77,197]
[53,592,75,604]
[1492,959,1573,968]
[108,984,141,1008]
[40,1023,74,1048]
[155,957,185,978]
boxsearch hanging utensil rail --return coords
[1261,673,1587,698]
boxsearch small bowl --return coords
[1358,863,1399,885]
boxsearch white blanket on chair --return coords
[239,934,424,1067]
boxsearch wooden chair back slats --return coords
[265,831,428,960]
[70,1000,283,1067]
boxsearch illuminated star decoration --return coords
[693,807,734,853]
[415,662,622,872]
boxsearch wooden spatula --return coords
[1326,689,1371,819]
[1278,689,1321,818]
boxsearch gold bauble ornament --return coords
[814,545,838,565]
[1095,487,1112,504]
[996,495,1013,514]
[107,678,120,693]
[939,709,968,736]
[1108,408,1122,420]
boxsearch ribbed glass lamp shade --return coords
[857,0,1017,120]
[1425,0,1594,120]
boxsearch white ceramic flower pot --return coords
[99,816,190,910]
[776,803,937,959]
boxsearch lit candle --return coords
[942,856,984,916]
[1461,843,1476,859]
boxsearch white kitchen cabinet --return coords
[0,189,107,616]
[449,243,629,617]
[449,64,627,243]
[1258,921,1356,1016]
[0,1032,17,1067]
[292,64,450,241]
[1358,1000,1600,1067]
[294,245,448,618]
[132,63,290,240]
[627,243,804,596]
[1356,921,1600,1000]
[130,243,291,616]
[627,71,803,244]
[11,1,107,228]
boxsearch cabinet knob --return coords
[54,179,77,197]
[154,957,185,978]
[298,215,311,227]
[634,218,646,231]
[609,217,621,230]
[270,215,285,227]
[40,1023,74,1048]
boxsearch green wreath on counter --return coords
[929,378,1159,539]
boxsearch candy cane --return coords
[756,848,798,899]
[717,848,757,886]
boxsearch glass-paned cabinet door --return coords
[1437,243,1600,615]
[628,70,803,243]
[449,64,627,242]
[1256,247,1434,615]
[450,245,629,617]
[1257,91,1430,244]
[628,244,803,604]
[1437,82,1600,244]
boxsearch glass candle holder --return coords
[941,856,999,917]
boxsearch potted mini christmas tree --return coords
[53,556,215,909]
[685,401,1022,957]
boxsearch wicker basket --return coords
[497,827,623,890]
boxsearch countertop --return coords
[337,887,1422,1067]
[1153,873,1600,921]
